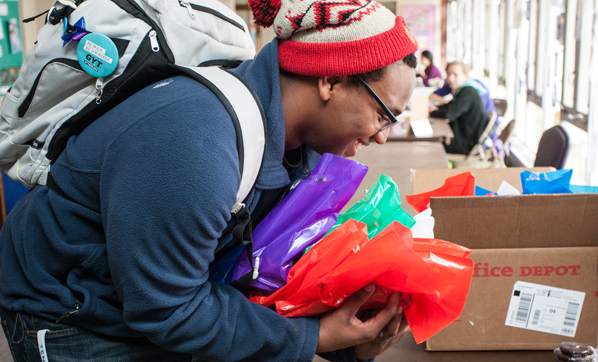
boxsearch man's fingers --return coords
[386,305,403,336]
[361,290,399,331]
[340,283,375,318]
[398,312,410,334]
[374,293,402,337]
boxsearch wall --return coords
[17,0,46,55]
[397,0,443,66]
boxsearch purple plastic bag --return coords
[231,153,368,293]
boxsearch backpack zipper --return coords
[178,1,196,19]
[95,78,104,104]
[148,30,159,52]
[179,1,245,31]
[18,58,83,118]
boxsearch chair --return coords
[465,111,498,161]
[449,116,512,169]
[488,119,516,168]
[534,125,570,169]
[492,99,508,117]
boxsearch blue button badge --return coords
[77,33,119,78]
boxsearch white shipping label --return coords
[505,281,585,337]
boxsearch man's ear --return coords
[317,76,350,102]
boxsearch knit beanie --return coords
[249,0,418,77]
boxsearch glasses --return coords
[355,75,399,131]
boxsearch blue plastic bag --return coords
[475,185,495,196]
[521,169,598,194]
[208,244,245,285]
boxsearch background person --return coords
[416,50,443,88]
[430,64,496,115]
[0,0,418,361]
[429,61,487,155]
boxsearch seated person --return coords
[416,50,443,88]
[429,62,488,155]
[430,71,496,115]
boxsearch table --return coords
[344,141,449,215]
[313,333,556,362]
[388,117,454,145]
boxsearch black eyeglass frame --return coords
[354,75,399,131]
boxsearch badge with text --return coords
[505,281,585,337]
[76,33,118,78]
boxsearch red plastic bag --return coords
[250,219,473,343]
[405,172,476,213]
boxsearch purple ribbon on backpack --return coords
[231,153,368,293]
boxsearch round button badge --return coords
[77,33,119,78]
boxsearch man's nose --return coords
[373,127,391,144]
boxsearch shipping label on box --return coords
[505,281,585,338]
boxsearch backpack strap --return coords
[173,65,266,290]
[173,65,266,209]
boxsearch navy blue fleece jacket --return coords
[0,40,365,361]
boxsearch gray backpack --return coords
[0,0,266,212]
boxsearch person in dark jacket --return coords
[429,62,488,155]
[0,0,419,361]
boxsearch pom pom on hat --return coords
[250,0,418,77]
[249,0,281,27]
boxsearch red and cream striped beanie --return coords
[249,0,418,77]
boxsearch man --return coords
[0,0,418,361]
[429,62,488,155]
[430,66,496,115]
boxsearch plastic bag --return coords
[301,174,415,256]
[329,174,415,238]
[231,153,368,293]
[521,169,598,194]
[475,185,494,196]
[410,208,435,238]
[209,244,245,285]
[405,172,475,213]
[251,219,473,344]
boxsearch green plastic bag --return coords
[331,174,415,239]
[303,174,415,255]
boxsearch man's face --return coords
[447,64,468,91]
[303,63,416,157]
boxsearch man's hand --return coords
[316,284,399,354]
[353,302,410,360]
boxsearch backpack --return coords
[1,0,266,282]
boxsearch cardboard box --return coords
[425,247,598,351]
[410,168,598,351]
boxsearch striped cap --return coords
[249,0,418,76]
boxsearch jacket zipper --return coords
[56,302,81,323]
